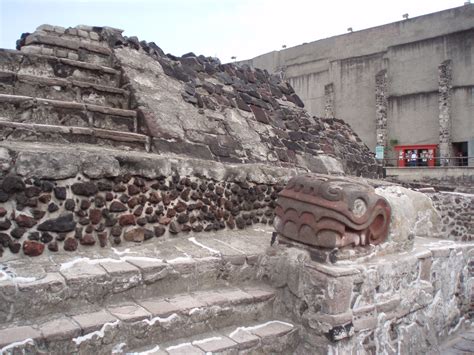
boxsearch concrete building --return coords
[240,4,474,166]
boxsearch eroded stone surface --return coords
[0,21,472,355]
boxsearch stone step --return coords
[0,231,272,324]
[22,32,112,66]
[0,285,278,355]
[0,70,129,109]
[0,94,137,133]
[127,320,298,355]
[0,252,266,325]
[0,49,120,87]
[0,120,150,151]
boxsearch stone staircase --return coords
[0,227,298,354]
[0,25,150,152]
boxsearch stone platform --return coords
[0,226,298,354]
[0,225,472,354]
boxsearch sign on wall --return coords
[375,146,384,160]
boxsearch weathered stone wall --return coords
[4,24,381,178]
[430,192,474,242]
[109,34,379,178]
[0,145,302,259]
[260,236,473,354]
[0,23,389,260]
[17,24,114,66]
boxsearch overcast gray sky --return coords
[0,0,466,62]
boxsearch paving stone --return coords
[250,321,294,339]
[17,272,65,292]
[60,262,108,284]
[168,294,206,312]
[167,258,196,274]
[71,309,117,333]
[193,289,229,306]
[166,343,205,354]
[218,288,254,304]
[125,257,168,283]
[139,298,181,317]
[227,328,260,349]
[99,260,140,276]
[107,302,151,322]
[0,325,42,347]
[193,336,237,353]
[39,317,81,341]
[242,286,275,302]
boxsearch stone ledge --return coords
[0,94,137,118]
[0,141,301,182]
[12,72,127,95]
[0,49,118,75]
[0,325,42,348]
[25,33,111,55]
[0,121,148,144]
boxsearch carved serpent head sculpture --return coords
[274,174,391,249]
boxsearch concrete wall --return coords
[240,5,474,154]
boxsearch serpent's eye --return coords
[352,198,367,217]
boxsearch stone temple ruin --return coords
[0,25,472,354]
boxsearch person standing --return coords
[410,151,417,167]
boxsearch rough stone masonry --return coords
[0,24,472,355]
[0,24,381,258]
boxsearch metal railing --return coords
[379,156,474,168]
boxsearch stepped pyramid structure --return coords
[0,25,379,175]
[0,25,472,354]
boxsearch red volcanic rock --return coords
[127,184,140,196]
[89,209,102,225]
[119,214,136,226]
[23,240,45,256]
[80,234,96,246]
[16,214,37,228]
[64,237,78,251]
[71,182,98,196]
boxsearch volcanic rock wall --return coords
[106,30,379,177]
[0,146,300,259]
[430,192,474,242]
[0,24,380,259]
